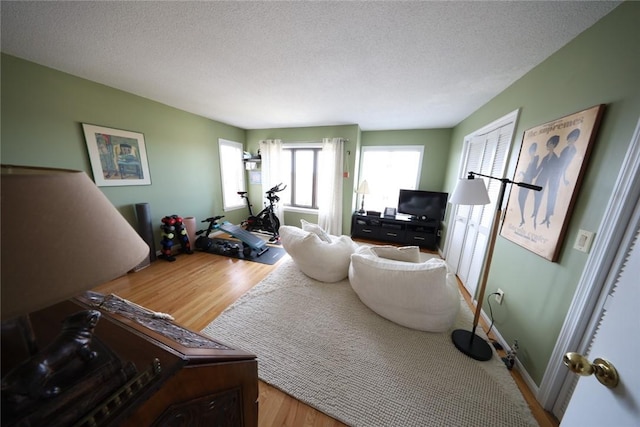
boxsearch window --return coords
[282,145,321,210]
[218,138,245,211]
[359,146,424,212]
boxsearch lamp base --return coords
[451,329,493,361]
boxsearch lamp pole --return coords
[451,172,542,361]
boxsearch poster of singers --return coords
[500,105,604,261]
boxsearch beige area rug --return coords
[202,258,537,427]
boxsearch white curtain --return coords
[258,139,285,220]
[317,137,344,235]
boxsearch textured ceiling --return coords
[1,1,620,130]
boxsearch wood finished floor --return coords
[93,246,559,427]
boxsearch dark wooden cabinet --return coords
[351,213,440,250]
[1,297,258,427]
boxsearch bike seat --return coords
[237,191,248,196]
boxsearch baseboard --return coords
[479,309,540,398]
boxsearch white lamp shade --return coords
[449,178,491,205]
[356,180,370,195]
[1,165,149,320]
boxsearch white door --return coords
[561,209,640,426]
[446,110,517,297]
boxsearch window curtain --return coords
[258,139,285,220]
[317,137,344,235]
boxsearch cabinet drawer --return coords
[405,231,436,248]
[380,229,406,243]
[353,224,382,240]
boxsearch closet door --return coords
[446,111,517,298]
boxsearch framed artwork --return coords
[82,124,151,186]
[500,105,605,261]
[249,170,262,185]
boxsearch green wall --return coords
[1,0,638,389]
[245,127,452,234]
[1,53,247,250]
[443,1,640,385]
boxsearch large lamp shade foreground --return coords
[1,165,149,320]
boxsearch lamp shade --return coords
[449,178,491,206]
[1,165,149,320]
[356,180,370,195]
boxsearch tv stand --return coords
[351,213,440,250]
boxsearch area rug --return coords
[202,258,537,427]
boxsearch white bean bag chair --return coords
[279,225,358,283]
[348,245,460,332]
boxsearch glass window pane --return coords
[360,146,423,212]
[294,150,314,207]
[218,139,245,210]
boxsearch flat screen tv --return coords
[397,189,448,221]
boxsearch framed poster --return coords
[82,123,151,186]
[500,105,605,261]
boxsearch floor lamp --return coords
[449,172,542,361]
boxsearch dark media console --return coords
[351,212,441,250]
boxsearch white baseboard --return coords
[479,308,540,398]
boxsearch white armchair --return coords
[348,246,460,332]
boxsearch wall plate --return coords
[573,229,595,253]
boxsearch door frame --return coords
[538,117,640,418]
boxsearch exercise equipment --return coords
[237,183,286,242]
[195,216,269,258]
[159,215,193,262]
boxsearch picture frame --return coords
[500,105,605,261]
[82,124,151,186]
[249,170,262,185]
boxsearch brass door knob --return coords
[563,352,619,388]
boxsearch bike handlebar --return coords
[266,183,287,194]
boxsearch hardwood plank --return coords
[93,247,557,427]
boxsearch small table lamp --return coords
[356,180,370,214]
[1,165,149,407]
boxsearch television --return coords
[397,189,448,222]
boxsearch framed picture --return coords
[82,124,152,186]
[500,105,605,261]
[249,170,262,185]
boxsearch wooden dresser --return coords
[1,295,258,427]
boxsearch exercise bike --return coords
[238,183,286,242]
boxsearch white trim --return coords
[284,205,318,215]
[479,306,540,395]
[283,141,322,148]
[538,117,640,417]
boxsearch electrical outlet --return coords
[495,289,505,305]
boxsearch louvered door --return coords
[446,111,518,298]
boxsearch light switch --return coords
[573,229,595,253]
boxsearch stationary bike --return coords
[238,183,286,242]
